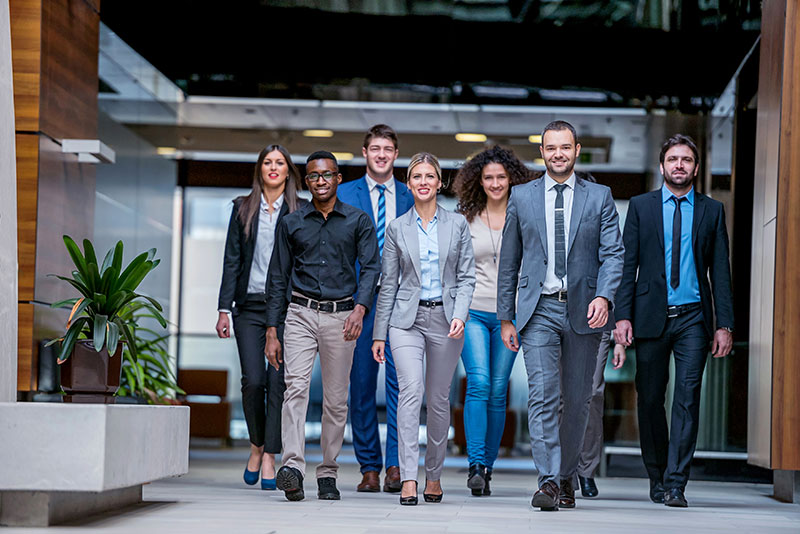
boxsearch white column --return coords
[0,0,19,402]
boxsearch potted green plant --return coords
[48,235,166,403]
[116,301,184,404]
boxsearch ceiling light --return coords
[528,135,542,144]
[455,133,487,143]
[473,86,529,99]
[157,147,177,155]
[533,158,545,166]
[303,129,334,138]
[332,152,353,161]
[539,89,608,103]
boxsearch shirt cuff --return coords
[218,308,231,314]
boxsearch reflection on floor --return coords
[6,445,797,533]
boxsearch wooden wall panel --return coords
[17,303,33,391]
[38,0,98,141]
[15,133,38,302]
[33,135,95,305]
[8,0,42,132]
[772,0,800,470]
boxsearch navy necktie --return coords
[376,184,386,255]
[671,196,685,289]
[554,184,567,280]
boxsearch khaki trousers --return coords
[281,302,356,479]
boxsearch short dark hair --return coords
[542,120,578,145]
[306,150,338,171]
[659,134,699,164]
[363,124,398,150]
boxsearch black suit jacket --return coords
[615,189,734,339]
[218,197,297,311]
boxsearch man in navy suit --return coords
[614,134,734,508]
[337,124,415,492]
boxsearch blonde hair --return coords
[407,152,442,184]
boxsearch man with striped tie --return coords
[497,120,624,510]
[337,124,415,493]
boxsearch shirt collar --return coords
[545,172,576,191]
[304,198,346,218]
[661,184,694,205]
[365,174,395,194]
[413,206,438,224]
[260,193,284,211]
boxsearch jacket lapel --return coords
[567,178,587,255]
[396,181,414,216]
[436,207,452,283]
[533,179,548,257]
[692,192,706,248]
[653,190,665,251]
[356,177,375,225]
[400,211,422,283]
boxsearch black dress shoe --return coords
[664,487,688,508]
[531,480,560,511]
[276,466,305,501]
[317,477,341,500]
[649,480,665,504]
[579,475,599,498]
[559,478,576,508]
[467,463,486,496]
[483,469,492,496]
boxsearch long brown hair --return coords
[237,144,301,240]
[453,145,533,222]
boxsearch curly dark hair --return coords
[453,145,533,222]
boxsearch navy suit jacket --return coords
[614,189,734,339]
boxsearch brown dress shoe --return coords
[531,480,560,511]
[357,470,380,492]
[383,466,402,493]
[559,478,576,508]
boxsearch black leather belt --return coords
[667,302,701,318]
[419,299,444,308]
[541,289,567,302]
[291,295,355,313]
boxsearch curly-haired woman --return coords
[453,145,533,496]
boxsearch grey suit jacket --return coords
[497,176,624,335]
[373,205,476,341]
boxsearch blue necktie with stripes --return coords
[376,184,386,255]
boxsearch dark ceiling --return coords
[100,0,760,112]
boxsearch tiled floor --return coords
[6,446,798,533]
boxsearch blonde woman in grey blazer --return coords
[372,152,476,505]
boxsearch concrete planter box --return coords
[0,403,189,526]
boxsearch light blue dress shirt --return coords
[662,185,701,306]
[415,208,442,300]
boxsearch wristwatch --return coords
[721,326,733,333]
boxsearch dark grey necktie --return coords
[671,196,685,289]
[554,184,567,280]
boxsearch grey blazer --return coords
[497,176,624,335]
[373,205,476,341]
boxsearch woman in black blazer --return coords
[216,144,303,489]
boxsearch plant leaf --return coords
[112,241,124,275]
[67,297,89,327]
[119,320,138,362]
[54,275,92,299]
[107,321,120,355]
[57,317,90,363]
[137,293,164,312]
[51,298,79,309]
[100,246,115,275]
[93,314,108,352]
[114,251,150,293]
[63,236,89,279]
[83,239,99,268]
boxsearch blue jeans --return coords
[461,309,518,468]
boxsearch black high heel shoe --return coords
[423,480,443,503]
[400,481,418,506]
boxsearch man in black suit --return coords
[614,134,734,508]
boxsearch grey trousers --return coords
[577,331,612,478]
[390,305,463,482]
[520,296,601,486]
[281,302,357,479]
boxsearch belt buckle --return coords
[667,306,679,318]
[558,289,566,303]
[310,299,319,311]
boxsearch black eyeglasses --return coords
[306,172,337,182]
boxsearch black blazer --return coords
[615,189,734,339]
[218,196,297,311]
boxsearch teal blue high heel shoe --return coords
[261,477,277,490]
[243,467,260,486]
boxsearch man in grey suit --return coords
[497,120,624,510]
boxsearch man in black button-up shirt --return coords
[265,151,380,502]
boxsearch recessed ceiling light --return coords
[157,147,177,155]
[528,135,542,144]
[533,158,545,166]
[303,129,334,138]
[455,133,487,143]
[332,152,353,161]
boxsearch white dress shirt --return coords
[365,174,397,225]
[543,173,576,294]
[246,193,284,295]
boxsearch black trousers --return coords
[635,307,709,490]
[232,296,285,453]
